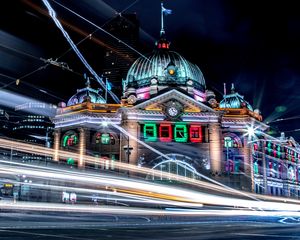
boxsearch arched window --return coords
[62,131,78,148]
[95,132,115,145]
[225,160,234,173]
[224,136,233,148]
[223,134,241,148]
[254,161,259,175]
[288,166,296,181]
[95,132,101,144]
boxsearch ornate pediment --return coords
[132,89,215,114]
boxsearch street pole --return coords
[10,146,13,162]
[127,135,130,165]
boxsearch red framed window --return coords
[189,125,202,142]
[159,124,172,142]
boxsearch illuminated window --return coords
[67,158,75,165]
[234,160,240,172]
[224,136,239,148]
[224,136,233,148]
[159,124,172,142]
[95,132,101,144]
[63,132,78,147]
[168,68,175,75]
[174,124,188,142]
[143,123,157,141]
[254,161,259,175]
[189,125,202,142]
[225,160,234,173]
[288,166,295,181]
[101,133,111,145]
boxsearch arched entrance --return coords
[147,154,203,181]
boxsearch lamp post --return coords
[123,135,133,165]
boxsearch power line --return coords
[51,0,150,62]
[0,43,41,61]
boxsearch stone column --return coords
[208,123,222,176]
[121,120,139,166]
[53,129,61,162]
[262,150,268,194]
[243,137,254,192]
[282,161,289,197]
[78,128,86,168]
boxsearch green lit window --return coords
[234,160,240,173]
[254,161,259,175]
[267,142,271,148]
[67,158,75,165]
[101,133,111,144]
[174,124,188,142]
[224,137,233,148]
[63,132,78,147]
[277,146,281,152]
[143,123,157,141]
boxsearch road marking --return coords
[234,233,300,239]
[0,229,94,240]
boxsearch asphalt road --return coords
[1,211,300,239]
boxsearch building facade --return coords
[52,18,300,198]
[12,102,56,163]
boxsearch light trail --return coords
[2,160,300,212]
[42,0,120,103]
[2,201,300,219]
[0,137,257,201]
[4,180,204,209]
[0,138,297,205]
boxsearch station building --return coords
[52,16,300,198]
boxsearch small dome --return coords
[124,50,206,92]
[67,87,105,106]
[219,85,253,111]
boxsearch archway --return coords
[146,153,204,181]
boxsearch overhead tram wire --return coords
[0,1,140,101]
[0,42,41,61]
[42,0,121,103]
[0,42,83,77]
[50,0,228,105]
[0,65,49,90]
[0,70,64,101]
[51,0,150,63]
[56,0,140,61]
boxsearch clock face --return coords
[167,106,179,117]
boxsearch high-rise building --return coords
[12,102,56,163]
[0,108,10,137]
[102,13,140,98]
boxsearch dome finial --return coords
[84,73,91,88]
[223,83,227,96]
[157,1,172,49]
[231,83,235,93]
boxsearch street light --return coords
[246,126,255,138]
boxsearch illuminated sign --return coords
[143,123,203,143]
[3,183,13,188]
[159,123,172,142]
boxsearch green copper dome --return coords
[219,84,253,111]
[124,50,206,92]
[67,87,105,106]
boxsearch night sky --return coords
[1,0,300,140]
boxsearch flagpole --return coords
[160,2,164,36]
[105,77,108,102]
